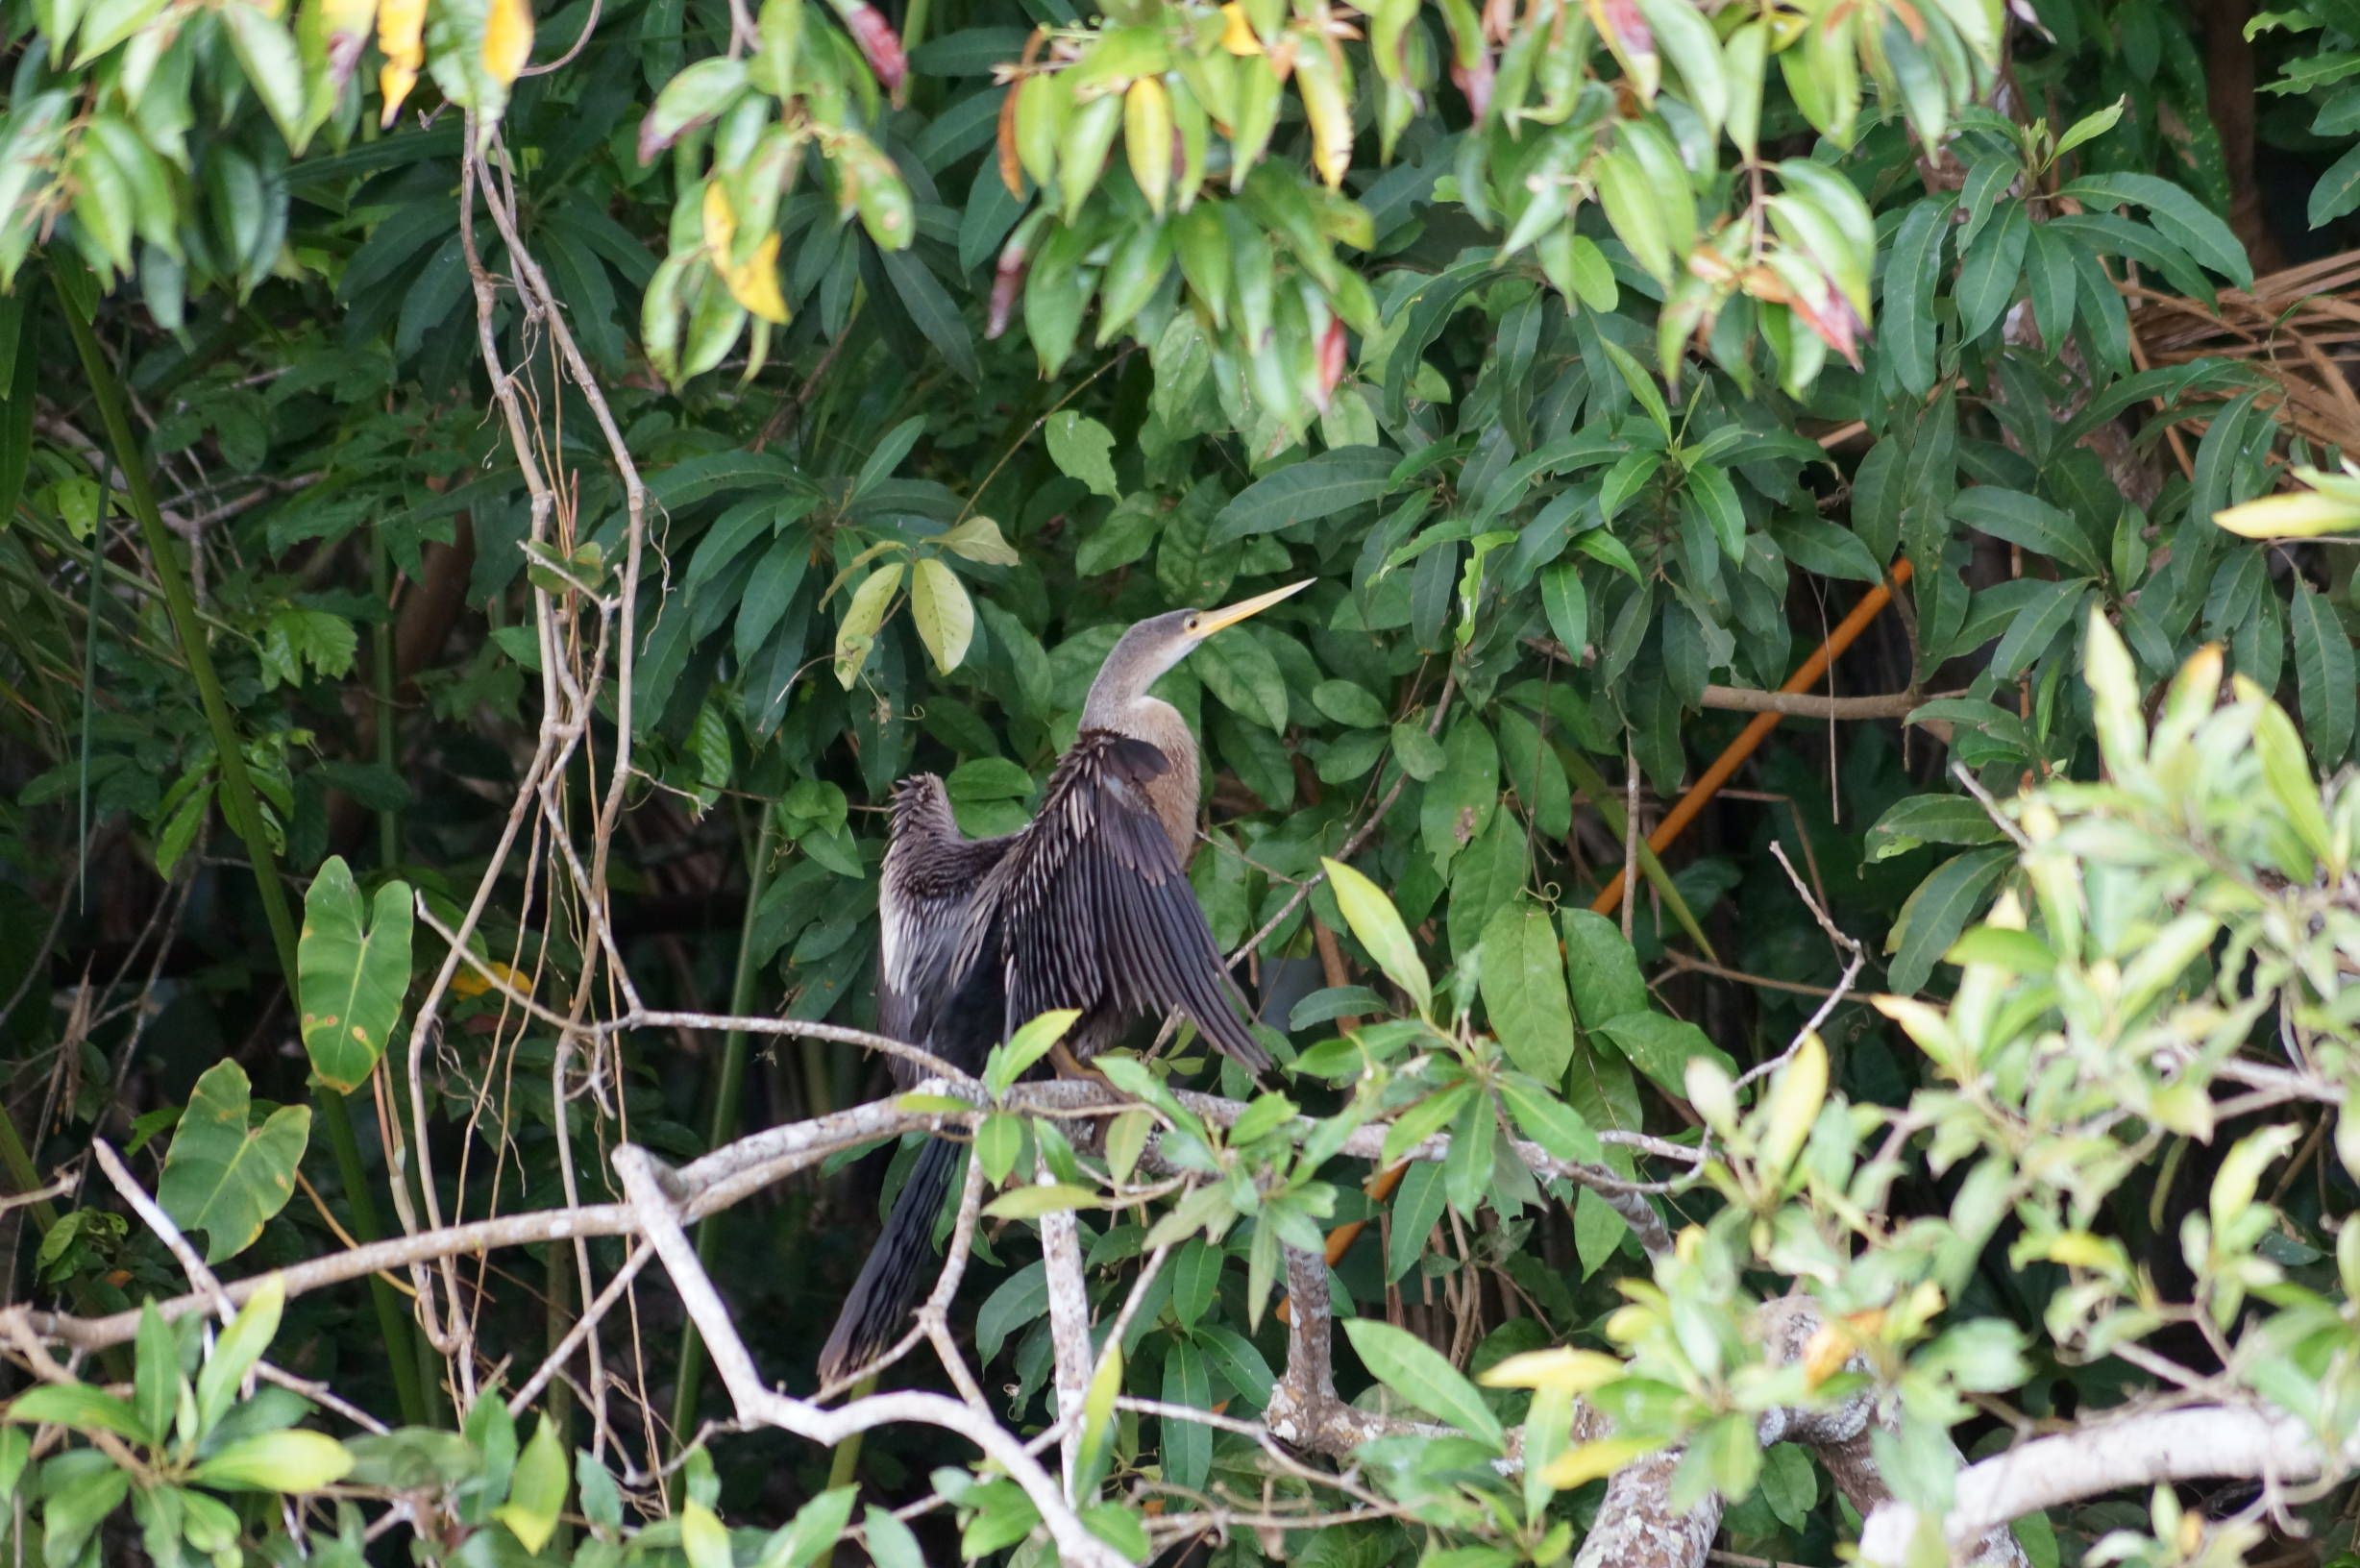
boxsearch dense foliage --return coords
[1,0,2358,1559]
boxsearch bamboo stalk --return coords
[56,273,430,1429]
[670,805,779,1453]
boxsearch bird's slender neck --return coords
[1083,692,1199,867]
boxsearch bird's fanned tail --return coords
[817,1136,963,1385]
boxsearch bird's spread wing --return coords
[995,730,1269,1073]
[879,774,1015,1085]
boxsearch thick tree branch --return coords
[1856,1407,2348,1567]
[613,1144,1128,1568]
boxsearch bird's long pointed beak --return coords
[1192,578,1315,638]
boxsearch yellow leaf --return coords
[451,960,531,1000]
[1477,1347,1625,1392]
[2212,488,2360,539]
[1539,1436,1662,1490]
[1757,1031,1827,1181]
[1217,3,1262,53]
[482,0,534,85]
[722,233,790,324]
[376,0,424,64]
[380,60,419,124]
[1124,77,1173,215]
[701,182,737,259]
[2039,1231,2121,1271]
[1294,40,1352,189]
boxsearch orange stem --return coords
[1291,563,1914,1302]
[1589,559,1913,916]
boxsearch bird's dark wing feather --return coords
[994,731,1269,1073]
[878,774,1016,1086]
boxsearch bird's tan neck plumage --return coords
[1090,696,1198,867]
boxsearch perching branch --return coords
[612,1144,1130,1568]
[1856,1406,2349,1567]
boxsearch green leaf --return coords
[133,1302,181,1444]
[907,556,975,674]
[2053,97,2125,159]
[1387,1161,1448,1283]
[1881,196,1951,397]
[1595,1013,1734,1097]
[1312,678,1389,728]
[1194,628,1291,733]
[221,4,308,149]
[975,1113,1022,1185]
[159,1063,310,1264]
[756,1485,859,1568]
[1885,846,2013,995]
[2057,172,2254,288]
[640,59,750,160]
[298,856,413,1092]
[1419,717,1498,874]
[1561,910,1648,1030]
[940,515,1020,566]
[881,247,980,383]
[191,1430,354,1493]
[982,1182,1099,1219]
[1342,1318,1504,1448]
[1161,1337,1212,1490]
[493,1415,568,1554]
[2251,696,2336,868]
[1443,1088,1495,1214]
[1497,1071,1606,1164]
[681,1501,733,1568]
[832,561,903,689]
[1196,1324,1275,1407]
[1949,488,2104,579]
[1321,856,1432,1017]
[1392,722,1446,780]
[1539,561,1588,654]
[5,1383,151,1444]
[1212,447,1396,541]
[2310,142,2360,228]
[1594,146,1672,285]
[864,1507,925,1568]
[1955,199,2029,341]
[194,1274,283,1434]
[1045,410,1119,499]
[1479,904,1576,1083]
[988,1007,1080,1096]
[1989,578,2090,680]
[1864,794,2006,861]
[2290,577,2356,770]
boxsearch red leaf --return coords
[842,1,907,95]
[1314,317,1348,410]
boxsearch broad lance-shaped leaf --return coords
[159,1061,309,1263]
[493,1415,568,1555]
[299,856,414,1091]
[908,556,974,674]
[1321,856,1431,1017]
[1479,903,1575,1083]
[833,561,903,689]
[1342,1317,1505,1448]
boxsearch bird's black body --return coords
[817,727,1271,1384]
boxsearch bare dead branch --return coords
[612,1143,1129,1568]
[1857,1406,2347,1566]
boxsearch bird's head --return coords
[1085,579,1315,717]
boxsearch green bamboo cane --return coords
[670,804,779,1455]
[57,274,430,1429]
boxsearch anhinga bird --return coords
[817,580,1312,1384]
